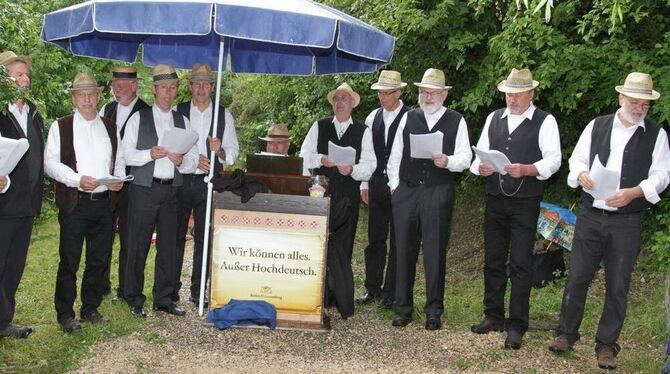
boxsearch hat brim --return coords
[413,82,452,90]
[615,86,661,101]
[327,89,361,108]
[497,80,539,93]
[188,76,216,83]
[153,78,181,86]
[69,85,103,92]
[2,55,31,68]
[259,136,290,142]
[370,82,407,90]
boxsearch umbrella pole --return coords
[198,40,225,316]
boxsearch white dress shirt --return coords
[45,110,126,193]
[181,100,239,173]
[122,106,198,179]
[99,96,140,130]
[469,103,562,180]
[567,109,670,210]
[1,102,31,194]
[361,102,405,190]
[299,116,376,181]
[387,107,472,191]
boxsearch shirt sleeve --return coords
[469,112,494,175]
[637,128,670,204]
[122,112,153,167]
[446,117,472,172]
[567,120,595,188]
[299,121,323,175]
[351,127,376,182]
[44,120,81,188]
[533,114,562,180]
[386,113,407,191]
[220,109,239,165]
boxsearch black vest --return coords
[399,108,461,187]
[102,98,150,139]
[130,108,186,187]
[54,115,117,213]
[371,104,410,179]
[485,108,549,198]
[0,101,44,217]
[175,100,227,175]
[582,114,661,213]
[314,117,366,202]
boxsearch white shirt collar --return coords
[332,116,353,127]
[501,102,536,120]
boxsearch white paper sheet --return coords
[584,155,620,200]
[158,127,199,154]
[256,151,288,157]
[409,131,443,159]
[327,141,356,166]
[0,137,29,175]
[472,146,512,175]
[96,175,135,185]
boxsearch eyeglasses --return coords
[419,90,443,99]
[377,90,399,97]
[332,94,351,102]
[73,92,98,99]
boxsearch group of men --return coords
[1,49,668,370]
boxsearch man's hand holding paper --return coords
[583,155,619,201]
[472,146,511,175]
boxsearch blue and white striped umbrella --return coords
[40,0,395,75]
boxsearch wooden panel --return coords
[214,191,329,216]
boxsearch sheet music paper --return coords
[0,137,29,175]
[256,151,288,157]
[96,175,134,185]
[158,127,199,154]
[327,141,356,165]
[409,131,443,159]
[584,155,620,200]
[472,146,511,175]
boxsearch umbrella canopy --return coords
[40,0,395,75]
[537,201,576,251]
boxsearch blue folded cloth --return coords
[207,299,277,330]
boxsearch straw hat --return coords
[497,68,539,93]
[69,72,102,92]
[188,63,216,83]
[152,64,179,85]
[259,123,290,141]
[615,72,660,100]
[414,68,452,90]
[112,66,138,80]
[0,51,31,68]
[327,82,360,108]
[371,70,407,90]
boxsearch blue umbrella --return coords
[40,0,395,317]
[40,0,395,75]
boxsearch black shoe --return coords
[378,297,394,310]
[504,330,523,350]
[189,297,209,308]
[391,315,412,327]
[130,305,147,318]
[355,291,377,305]
[0,324,33,339]
[470,318,505,334]
[153,303,186,317]
[80,310,109,324]
[425,317,442,331]
[59,318,82,333]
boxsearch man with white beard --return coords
[386,68,472,331]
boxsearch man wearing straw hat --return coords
[549,72,670,370]
[44,72,125,332]
[0,51,44,339]
[357,70,411,309]
[122,64,198,318]
[469,68,561,349]
[259,123,291,155]
[299,82,376,319]
[174,63,238,307]
[386,68,472,331]
[99,65,150,301]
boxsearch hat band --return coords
[622,87,653,95]
[376,81,401,87]
[153,72,178,82]
[422,79,445,86]
[266,134,289,139]
[504,81,534,88]
[113,72,137,79]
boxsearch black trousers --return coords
[557,207,643,351]
[0,217,33,330]
[363,174,396,300]
[102,184,131,297]
[175,174,209,301]
[54,198,114,322]
[124,183,181,308]
[482,194,541,333]
[392,181,455,318]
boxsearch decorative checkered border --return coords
[215,209,325,232]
